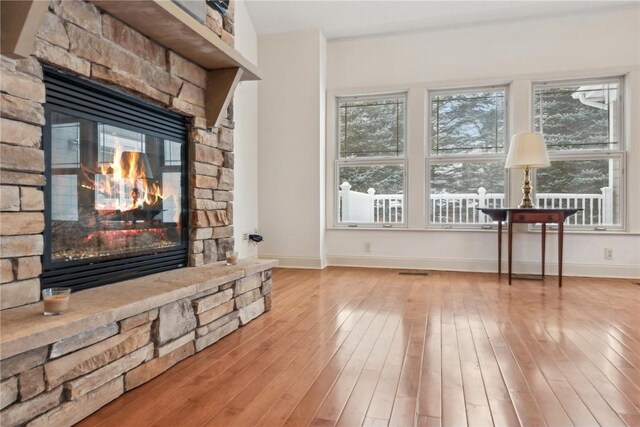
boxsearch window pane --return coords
[429,161,505,224]
[431,88,506,155]
[536,159,620,226]
[98,124,145,164]
[338,164,404,223]
[49,111,185,262]
[339,96,406,158]
[533,81,619,151]
[164,140,182,166]
[51,114,80,167]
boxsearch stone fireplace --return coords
[1,0,243,307]
[0,1,274,425]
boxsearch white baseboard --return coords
[324,255,640,279]
[260,255,324,269]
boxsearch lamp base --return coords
[518,166,535,209]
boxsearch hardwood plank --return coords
[416,415,441,427]
[260,277,391,426]
[335,301,406,426]
[389,395,417,427]
[363,416,391,427]
[466,307,520,427]
[554,360,627,427]
[416,286,442,421]
[309,298,394,425]
[363,297,414,421]
[455,312,493,427]
[440,281,467,427]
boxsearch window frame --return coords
[531,76,626,230]
[334,92,408,228]
[426,84,510,229]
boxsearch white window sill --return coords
[326,226,638,235]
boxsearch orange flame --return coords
[95,145,163,211]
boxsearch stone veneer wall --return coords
[0,0,238,310]
[0,268,273,426]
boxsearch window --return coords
[427,86,508,226]
[533,77,624,228]
[336,93,407,226]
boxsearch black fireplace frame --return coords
[41,67,189,291]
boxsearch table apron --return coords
[511,213,562,223]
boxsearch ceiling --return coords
[244,1,638,39]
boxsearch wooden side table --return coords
[480,208,580,287]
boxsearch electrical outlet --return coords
[604,248,613,260]
[242,233,249,241]
[364,242,371,253]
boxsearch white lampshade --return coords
[505,132,550,169]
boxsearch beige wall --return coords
[232,0,259,259]
[257,29,327,267]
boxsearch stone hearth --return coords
[0,260,275,426]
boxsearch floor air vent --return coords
[398,271,430,276]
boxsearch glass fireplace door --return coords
[49,112,184,262]
[43,67,187,290]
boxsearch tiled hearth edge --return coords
[1,0,238,311]
[0,259,276,426]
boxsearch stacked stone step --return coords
[192,270,272,352]
[0,268,273,427]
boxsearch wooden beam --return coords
[90,0,261,81]
[1,0,49,58]
[206,67,243,128]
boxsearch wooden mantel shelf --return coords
[90,0,261,81]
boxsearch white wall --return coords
[327,8,640,89]
[319,32,327,267]
[325,7,640,278]
[257,29,327,267]
[256,7,640,277]
[232,0,259,258]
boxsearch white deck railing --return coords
[339,182,613,226]
[374,194,404,223]
[536,188,613,225]
[430,188,504,224]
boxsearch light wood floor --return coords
[78,267,640,427]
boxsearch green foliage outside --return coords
[339,165,403,195]
[534,85,617,194]
[338,85,617,197]
[430,90,505,194]
[338,97,405,194]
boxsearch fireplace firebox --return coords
[42,68,188,291]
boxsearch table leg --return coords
[498,220,502,278]
[541,224,546,277]
[508,215,513,285]
[558,220,564,288]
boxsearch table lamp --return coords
[505,132,550,208]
